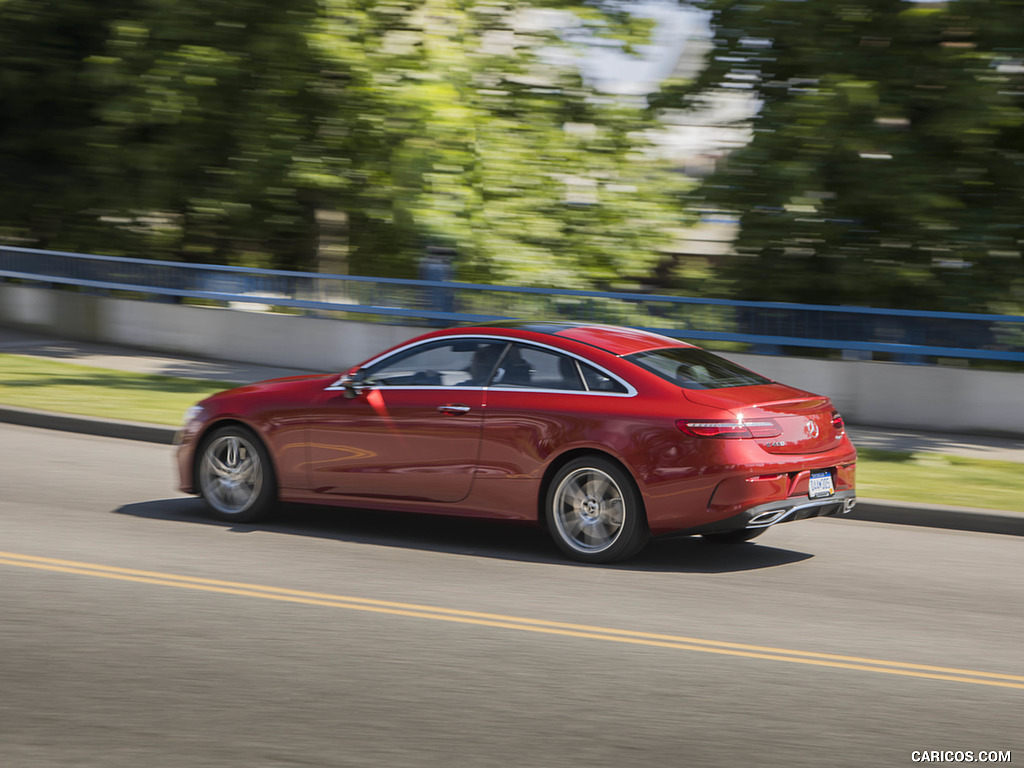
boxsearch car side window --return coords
[491,344,586,391]
[579,361,629,393]
[364,339,507,387]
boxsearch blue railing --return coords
[2,245,1023,363]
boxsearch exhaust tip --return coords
[747,509,789,528]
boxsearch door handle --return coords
[437,403,471,415]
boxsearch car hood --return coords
[203,373,336,403]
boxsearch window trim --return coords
[326,335,637,397]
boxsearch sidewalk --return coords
[2,327,1023,537]
[0,327,320,385]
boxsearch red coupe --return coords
[176,323,856,563]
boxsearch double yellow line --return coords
[2,549,1022,691]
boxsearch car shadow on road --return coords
[115,498,814,574]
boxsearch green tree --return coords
[0,0,684,289]
[654,0,1024,311]
[87,0,330,268]
[0,0,137,251]
[313,0,686,287]
[0,0,332,267]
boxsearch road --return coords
[1,423,1020,768]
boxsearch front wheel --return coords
[544,457,649,564]
[197,426,276,523]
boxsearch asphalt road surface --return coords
[1,423,1020,768]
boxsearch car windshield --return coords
[625,347,771,390]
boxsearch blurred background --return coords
[0,0,1021,313]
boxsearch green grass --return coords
[0,353,233,426]
[856,448,1024,513]
[1,353,1022,512]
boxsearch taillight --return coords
[676,419,782,439]
[831,410,845,433]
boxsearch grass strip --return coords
[854,448,1024,513]
[1,353,1022,512]
[0,353,233,426]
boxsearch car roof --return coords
[463,322,693,356]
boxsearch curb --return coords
[3,404,1024,538]
[848,499,1024,538]
[0,405,177,445]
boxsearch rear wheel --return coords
[197,425,276,523]
[701,527,767,544]
[545,457,649,564]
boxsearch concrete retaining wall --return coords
[0,284,420,372]
[726,352,1023,436]
[2,283,1022,436]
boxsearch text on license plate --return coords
[809,471,835,499]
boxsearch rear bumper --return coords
[678,490,857,536]
[740,491,857,528]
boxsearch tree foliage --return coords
[0,0,683,288]
[655,0,1024,311]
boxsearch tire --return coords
[544,457,649,564]
[701,527,767,544]
[196,425,276,523]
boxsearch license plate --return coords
[809,471,835,499]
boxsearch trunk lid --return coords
[683,383,844,455]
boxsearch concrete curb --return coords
[3,404,1024,538]
[0,405,177,445]
[848,499,1024,538]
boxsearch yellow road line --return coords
[1,550,1022,690]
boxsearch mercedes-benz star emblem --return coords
[805,420,820,439]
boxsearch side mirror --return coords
[342,368,370,399]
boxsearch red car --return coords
[176,323,856,563]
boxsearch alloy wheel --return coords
[199,433,264,517]
[551,467,626,555]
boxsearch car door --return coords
[306,337,507,503]
[475,342,634,482]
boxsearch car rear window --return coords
[625,348,771,390]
